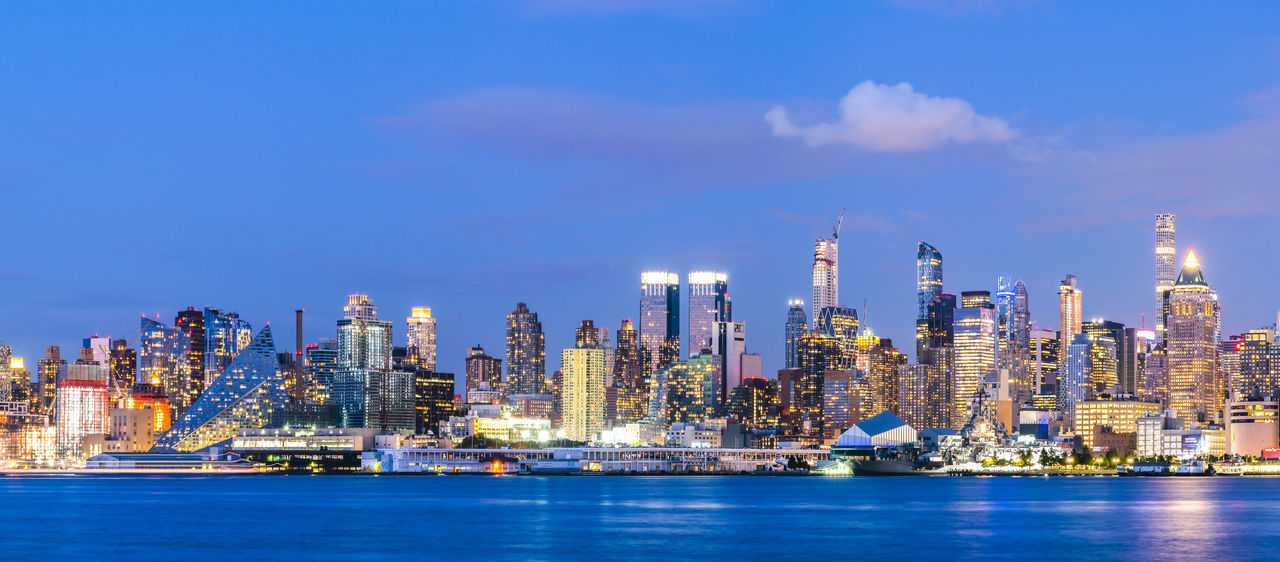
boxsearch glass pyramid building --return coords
[153,326,285,452]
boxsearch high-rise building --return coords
[138,316,178,387]
[687,271,730,357]
[816,306,859,371]
[1058,275,1083,346]
[0,346,12,402]
[1029,328,1060,395]
[332,294,406,430]
[406,307,437,371]
[1141,346,1169,407]
[867,339,905,415]
[822,370,869,440]
[812,231,839,328]
[561,323,608,442]
[713,320,747,408]
[797,333,844,436]
[505,302,546,396]
[1155,213,1176,342]
[174,307,206,412]
[665,354,720,426]
[784,300,807,369]
[55,360,109,457]
[1060,334,1092,411]
[610,319,648,424]
[961,290,992,308]
[34,346,65,417]
[203,307,252,379]
[917,242,943,320]
[304,338,338,405]
[1082,321,1125,394]
[1165,250,1220,423]
[1237,329,1278,397]
[727,377,779,429]
[152,326,285,453]
[464,346,503,397]
[640,271,680,373]
[917,293,957,362]
[109,339,137,390]
[413,370,455,435]
[953,301,996,424]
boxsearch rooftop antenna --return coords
[862,297,868,337]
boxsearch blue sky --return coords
[2,1,1279,380]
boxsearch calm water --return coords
[4,474,1279,560]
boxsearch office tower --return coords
[917,242,943,320]
[575,320,600,349]
[785,300,807,369]
[1060,334,1092,411]
[727,377,780,429]
[174,307,206,411]
[1142,346,1168,407]
[108,339,136,390]
[953,301,996,424]
[797,333,844,436]
[294,309,304,384]
[821,370,869,439]
[713,321,747,409]
[918,293,957,361]
[505,302,546,395]
[1029,329,1060,394]
[153,326,286,452]
[961,291,992,308]
[413,370,455,435]
[662,354,716,425]
[9,357,29,405]
[687,271,730,357]
[304,338,338,404]
[998,279,1033,402]
[914,293,958,427]
[816,306,859,370]
[1237,329,1277,396]
[1058,275,1083,346]
[55,356,109,457]
[203,307,252,378]
[35,346,65,416]
[138,316,175,387]
[332,294,405,430]
[812,232,840,327]
[1082,320,1124,394]
[611,319,648,424]
[561,325,608,441]
[867,339,905,415]
[406,307,437,371]
[1165,250,1220,423]
[640,271,680,372]
[464,345,503,396]
[599,328,615,385]
[1155,213,1176,342]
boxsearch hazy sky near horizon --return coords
[3,1,1280,380]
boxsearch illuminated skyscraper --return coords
[917,242,943,320]
[505,302,546,395]
[1029,328,1060,394]
[34,346,65,416]
[464,345,502,396]
[1237,329,1278,397]
[640,271,680,372]
[304,338,338,404]
[713,320,747,407]
[816,306,859,370]
[1155,213,1176,342]
[561,323,608,441]
[332,294,407,430]
[0,345,10,401]
[867,339,905,415]
[812,235,839,328]
[203,307,252,378]
[727,377,780,429]
[687,271,730,357]
[406,307,437,371]
[153,326,286,452]
[1058,275,1083,346]
[109,339,136,390]
[953,301,996,424]
[797,333,844,436]
[785,300,807,369]
[138,317,178,387]
[1165,250,1220,423]
[665,354,720,425]
[56,359,109,457]
[1060,334,1092,410]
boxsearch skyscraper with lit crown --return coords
[1155,213,1176,342]
[1058,275,1083,347]
[1165,250,1220,423]
[917,242,943,320]
[406,307,437,371]
[640,271,680,372]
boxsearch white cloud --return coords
[766,80,1016,151]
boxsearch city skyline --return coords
[2,3,1280,385]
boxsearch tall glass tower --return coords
[784,300,807,369]
[1058,275,1083,347]
[917,242,943,320]
[640,271,680,373]
[1154,213,1176,342]
[406,307,437,371]
[812,237,838,327]
[687,271,729,357]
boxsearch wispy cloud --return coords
[766,81,1016,151]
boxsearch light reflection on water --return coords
[4,475,1279,559]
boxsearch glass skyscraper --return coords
[1155,213,1176,342]
[640,271,680,373]
[784,299,807,369]
[816,306,859,371]
[687,271,729,357]
[953,301,996,426]
[917,242,943,320]
[153,326,285,453]
[332,294,405,430]
[1058,275,1083,348]
[406,307,437,371]
[1165,250,1220,423]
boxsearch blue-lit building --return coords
[916,242,943,320]
[204,307,253,375]
[331,294,414,431]
[152,326,286,452]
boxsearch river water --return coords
[3,474,1276,560]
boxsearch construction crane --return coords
[833,206,845,241]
